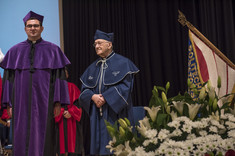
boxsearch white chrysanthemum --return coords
[209,141,219,151]
[175,116,190,122]
[203,135,221,144]
[161,129,170,135]
[191,121,201,128]
[158,129,170,141]
[154,149,161,156]
[151,138,158,144]
[218,139,228,150]
[217,123,226,130]
[134,146,148,156]
[145,151,155,156]
[186,120,194,126]
[181,124,192,133]
[183,140,194,151]
[167,120,180,129]
[165,148,174,155]
[196,145,207,154]
[171,129,182,137]
[223,139,235,150]
[186,133,196,140]
[201,117,211,122]
[197,122,207,129]
[198,130,207,137]
[198,118,210,128]
[225,121,235,129]
[164,139,176,148]
[145,129,158,139]
[203,142,212,151]
[156,144,167,154]
[192,136,205,145]
[181,150,191,156]
[174,148,185,156]
[174,141,187,150]
[227,129,235,138]
[143,140,151,146]
[193,149,204,156]
[227,113,235,122]
[209,126,218,133]
[210,119,223,128]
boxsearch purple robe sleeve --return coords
[2,80,12,107]
[1,70,14,108]
[54,78,70,105]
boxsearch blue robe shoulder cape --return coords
[79,52,139,155]
[0,39,70,156]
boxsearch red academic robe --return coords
[55,82,82,154]
[0,75,10,121]
[1,109,10,120]
[0,74,2,110]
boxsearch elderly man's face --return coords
[25,19,44,41]
[94,39,112,58]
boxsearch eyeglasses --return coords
[25,24,40,28]
[93,41,109,47]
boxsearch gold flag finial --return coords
[178,10,194,29]
[178,10,187,26]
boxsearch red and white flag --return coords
[188,30,235,98]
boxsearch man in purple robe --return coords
[79,30,139,155]
[0,11,70,156]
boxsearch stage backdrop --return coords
[0,0,60,76]
[62,0,235,108]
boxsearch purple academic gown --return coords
[0,39,70,156]
[79,52,139,155]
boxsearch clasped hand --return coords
[92,94,106,108]
[63,110,71,119]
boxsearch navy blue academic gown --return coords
[79,52,139,155]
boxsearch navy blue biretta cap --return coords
[23,11,44,24]
[94,29,114,42]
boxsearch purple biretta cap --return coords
[94,29,114,42]
[23,11,44,24]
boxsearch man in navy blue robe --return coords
[79,29,139,155]
[0,11,70,156]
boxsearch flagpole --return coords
[178,10,235,70]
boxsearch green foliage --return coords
[105,77,235,155]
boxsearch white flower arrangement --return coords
[105,77,235,156]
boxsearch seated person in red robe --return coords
[55,68,83,156]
